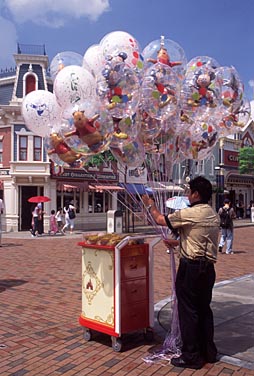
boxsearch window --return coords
[23,68,38,97]
[19,136,28,161]
[25,74,36,94]
[195,160,204,175]
[33,136,42,161]
[88,191,110,213]
[208,155,215,176]
[0,140,2,163]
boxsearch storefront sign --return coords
[0,169,10,175]
[224,150,239,167]
[53,169,118,182]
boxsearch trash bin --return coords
[107,210,123,233]
[251,207,254,223]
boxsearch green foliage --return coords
[84,150,116,167]
[239,147,254,174]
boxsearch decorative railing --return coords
[17,43,46,56]
[0,67,17,78]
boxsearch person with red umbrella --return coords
[31,202,45,237]
[28,196,50,237]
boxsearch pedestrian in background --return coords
[37,203,45,235]
[49,209,58,235]
[142,176,220,369]
[0,198,4,247]
[31,203,40,237]
[63,200,76,234]
[55,207,64,234]
[218,198,236,254]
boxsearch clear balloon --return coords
[97,59,140,118]
[216,66,244,114]
[141,62,180,120]
[62,108,113,156]
[99,30,144,72]
[138,109,163,143]
[22,90,62,137]
[178,116,219,160]
[53,65,96,117]
[180,63,222,120]
[143,36,187,80]
[44,131,82,167]
[50,51,84,82]
[186,56,220,74]
[110,137,145,168]
[218,95,251,137]
[110,114,139,148]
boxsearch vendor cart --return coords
[78,234,160,351]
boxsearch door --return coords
[20,186,40,231]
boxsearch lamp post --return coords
[215,164,225,212]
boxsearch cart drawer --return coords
[121,300,149,333]
[121,255,148,280]
[121,243,149,257]
[121,278,148,304]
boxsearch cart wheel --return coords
[111,336,122,352]
[143,328,154,341]
[83,328,92,341]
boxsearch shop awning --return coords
[118,183,153,195]
[57,182,89,191]
[57,182,124,192]
[149,182,184,193]
[89,184,124,192]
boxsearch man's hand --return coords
[141,194,154,208]
[164,239,179,248]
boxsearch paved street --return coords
[0,223,254,375]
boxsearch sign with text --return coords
[224,150,239,167]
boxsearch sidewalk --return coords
[0,225,254,375]
[156,274,254,370]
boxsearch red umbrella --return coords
[28,196,51,203]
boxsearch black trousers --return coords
[175,257,217,364]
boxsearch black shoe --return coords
[206,357,217,364]
[218,246,222,253]
[171,356,204,369]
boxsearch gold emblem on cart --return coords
[82,261,103,305]
[94,307,114,326]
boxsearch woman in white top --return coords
[63,201,76,234]
[55,208,64,233]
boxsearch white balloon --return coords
[22,90,61,137]
[53,65,97,115]
[83,44,106,78]
[99,30,143,71]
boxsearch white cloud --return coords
[4,0,110,27]
[249,80,254,88]
[0,16,17,68]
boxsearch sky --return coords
[1,0,254,99]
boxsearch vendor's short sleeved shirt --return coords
[168,203,220,262]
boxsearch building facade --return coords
[0,45,124,232]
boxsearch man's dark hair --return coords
[189,176,212,203]
[224,198,230,204]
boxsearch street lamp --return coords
[214,164,225,211]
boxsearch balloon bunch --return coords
[21,31,250,169]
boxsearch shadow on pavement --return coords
[0,279,28,293]
[155,274,254,370]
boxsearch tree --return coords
[84,150,116,167]
[239,147,254,174]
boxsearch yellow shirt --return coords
[168,203,220,262]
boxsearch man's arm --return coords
[142,195,167,226]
